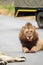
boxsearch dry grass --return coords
[0,5,14,17]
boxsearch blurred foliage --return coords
[0,0,15,16]
[0,4,15,16]
[0,4,14,11]
[0,0,4,2]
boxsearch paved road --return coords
[0,15,43,65]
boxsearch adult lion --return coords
[19,23,43,53]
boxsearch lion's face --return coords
[22,23,37,42]
[19,23,38,42]
[24,28,34,41]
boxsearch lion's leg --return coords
[30,46,43,53]
[40,39,43,50]
[30,45,43,53]
[36,39,43,50]
[0,54,26,62]
[41,45,43,50]
[22,47,30,53]
[30,39,43,53]
[6,56,26,62]
[30,46,38,53]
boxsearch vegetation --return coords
[0,4,14,11]
[0,4,14,16]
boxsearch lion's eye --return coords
[30,31,33,32]
[30,29,34,33]
[24,29,28,34]
[26,31,28,33]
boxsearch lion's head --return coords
[19,23,38,42]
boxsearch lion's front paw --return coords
[22,47,30,53]
[30,46,37,53]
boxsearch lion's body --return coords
[19,23,43,53]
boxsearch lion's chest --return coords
[22,40,36,50]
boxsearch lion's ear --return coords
[22,26,26,31]
[20,26,26,35]
[19,26,26,40]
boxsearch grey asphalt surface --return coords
[0,15,43,65]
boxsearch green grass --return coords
[0,4,14,11]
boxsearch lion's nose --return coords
[29,36,31,39]
[27,35,31,38]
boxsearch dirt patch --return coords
[17,16,36,20]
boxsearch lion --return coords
[19,23,43,53]
[0,52,25,65]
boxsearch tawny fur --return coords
[19,23,43,53]
[0,52,25,62]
